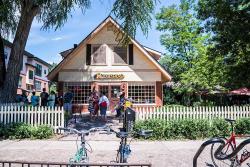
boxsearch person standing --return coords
[48,91,56,107]
[116,91,125,117]
[93,90,99,116]
[99,92,109,122]
[88,92,95,121]
[20,90,28,106]
[31,91,39,106]
[40,88,49,106]
[63,89,74,124]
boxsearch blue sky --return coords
[25,0,179,64]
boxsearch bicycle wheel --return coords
[196,142,217,166]
[211,141,236,167]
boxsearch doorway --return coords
[98,83,121,111]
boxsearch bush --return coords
[134,118,250,140]
[0,123,53,139]
[33,125,53,139]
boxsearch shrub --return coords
[134,118,250,140]
[33,125,53,139]
[235,118,250,135]
[0,123,53,139]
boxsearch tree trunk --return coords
[0,1,39,103]
[0,34,6,87]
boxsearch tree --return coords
[156,0,226,105]
[197,0,250,88]
[0,0,157,103]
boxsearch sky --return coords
[24,0,179,64]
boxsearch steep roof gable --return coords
[48,16,172,81]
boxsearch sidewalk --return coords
[0,138,204,167]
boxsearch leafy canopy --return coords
[157,0,225,93]
[197,0,250,88]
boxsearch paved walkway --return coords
[0,138,205,166]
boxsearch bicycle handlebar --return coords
[100,126,153,138]
[59,126,108,136]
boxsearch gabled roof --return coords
[48,16,172,81]
[3,39,51,67]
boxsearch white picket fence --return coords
[135,106,250,121]
[0,106,64,133]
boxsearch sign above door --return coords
[94,73,125,80]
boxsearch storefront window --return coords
[128,83,155,104]
[64,82,91,104]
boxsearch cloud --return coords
[51,37,63,41]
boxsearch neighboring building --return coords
[48,16,172,112]
[3,40,51,94]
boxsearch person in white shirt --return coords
[99,91,109,122]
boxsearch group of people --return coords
[16,88,64,107]
[88,91,109,122]
[88,90,126,122]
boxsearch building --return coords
[48,16,172,112]
[3,40,51,94]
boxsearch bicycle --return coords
[193,118,250,167]
[59,126,107,164]
[210,118,250,167]
[101,126,153,163]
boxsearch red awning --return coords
[229,87,250,95]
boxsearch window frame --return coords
[35,63,42,77]
[128,82,156,104]
[90,45,107,65]
[64,82,92,104]
[28,70,34,80]
[112,45,128,65]
[35,80,42,91]
[18,76,22,88]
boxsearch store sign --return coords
[94,73,125,80]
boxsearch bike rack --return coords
[0,160,152,167]
[193,137,225,167]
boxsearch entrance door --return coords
[99,84,120,111]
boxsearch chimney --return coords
[74,44,78,48]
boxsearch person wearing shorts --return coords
[99,92,109,122]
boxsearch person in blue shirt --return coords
[31,91,39,106]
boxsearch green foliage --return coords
[0,123,53,139]
[111,0,157,44]
[157,0,226,95]
[197,0,250,88]
[235,118,250,135]
[33,125,53,139]
[134,118,250,140]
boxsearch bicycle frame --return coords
[214,120,250,166]
[70,133,89,163]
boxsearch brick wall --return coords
[155,81,163,106]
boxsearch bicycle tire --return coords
[211,138,236,167]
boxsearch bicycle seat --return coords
[225,118,236,123]
[116,131,129,138]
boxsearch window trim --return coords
[112,45,129,65]
[35,63,42,77]
[35,80,42,91]
[128,82,156,105]
[64,82,92,104]
[90,45,107,66]
[28,70,34,80]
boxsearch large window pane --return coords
[35,64,42,77]
[29,70,34,80]
[64,82,91,104]
[35,80,41,91]
[113,46,127,64]
[128,83,155,104]
[91,45,106,64]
